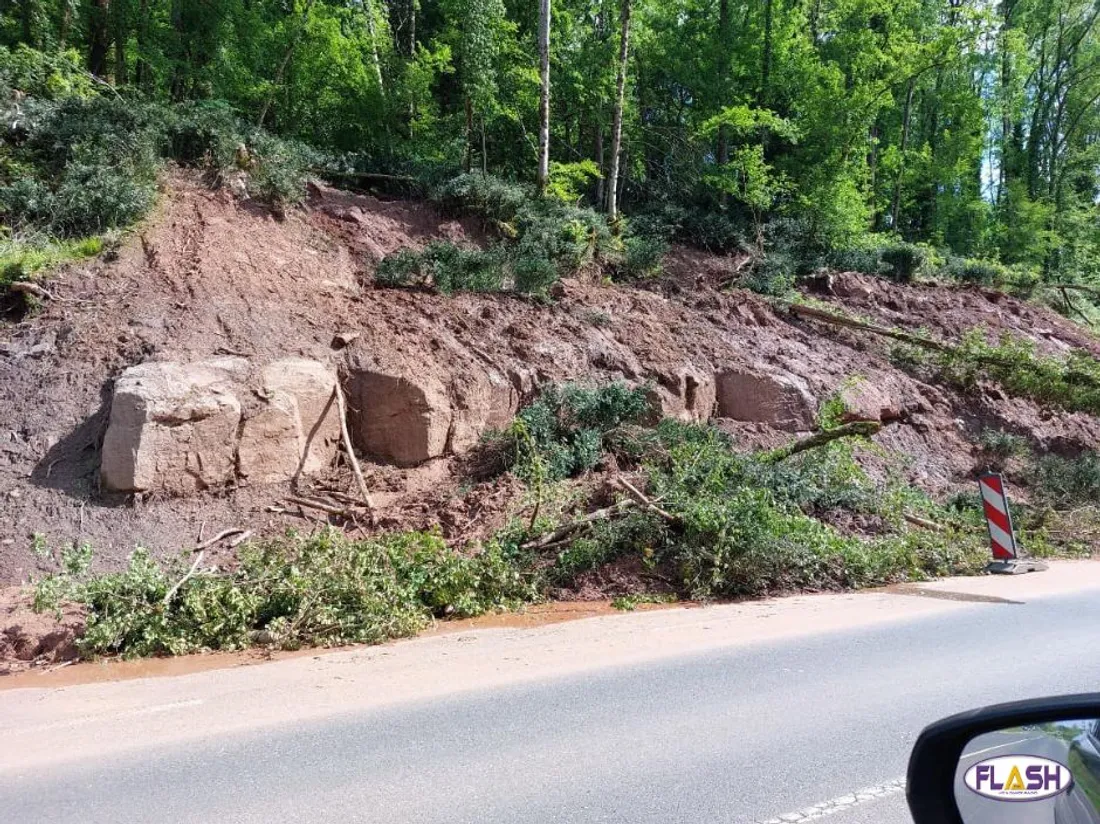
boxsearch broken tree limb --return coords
[764,421,882,463]
[194,527,246,551]
[8,281,57,301]
[285,496,354,517]
[228,529,254,548]
[1047,283,1100,298]
[787,302,948,352]
[520,500,633,550]
[902,512,948,533]
[332,382,375,519]
[164,551,205,606]
[614,477,678,523]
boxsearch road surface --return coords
[3,562,1100,824]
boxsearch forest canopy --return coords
[1,0,1099,289]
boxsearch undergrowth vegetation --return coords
[34,380,1091,660]
[892,329,1100,417]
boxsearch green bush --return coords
[431,172,529,223]
[34,528,536,658]
[1032,452,1100,509]
[619,234,668,279]
[945,256,1009,286]
[504,382,652,482]
[512,253,559,296]
[374,241,504,294]
[880,241,929,283]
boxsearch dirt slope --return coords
[1,171,1097,590]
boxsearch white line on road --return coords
[11,698,206,735]
[755,777,907,823]
[961,737,1036,759]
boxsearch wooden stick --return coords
[8,281,57,301]
[764,421,882,463]
[903,512,948,533]
[614,477,678,523]
[787,302,949,351]
[285,496,352,517]
[332,383,375,517]
[194,528,245,551]
[164,551,204,606]
[228,529,254,548]
[520,500,632,550]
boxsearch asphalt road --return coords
[5,584,1100,823]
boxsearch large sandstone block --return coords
[101,360,245,494]
[237,359,341,483]
[715,368,816,432]
[346,368,452,466]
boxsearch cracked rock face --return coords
[100,360,246,495]
[100,358,340,494]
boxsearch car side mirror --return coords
[907,694,1100,824]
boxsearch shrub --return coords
[34,528,537,658]
[879,241,929,283]
[1032,452,1100,509]
[504,382,652,482]
[430,172,529,223]
[977,429,1027,460]
[512,253,559,296]
[374,242,504,294]
[619,234,668,280]
[945,256,1009,287]
[742,250,797,296]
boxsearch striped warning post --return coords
[979,473,1017,561]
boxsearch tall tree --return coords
[605,0,630,222]
[536,0,551,195]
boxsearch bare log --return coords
[194,528,246,551]
[164,551,205,606]
[332,382,375,518]
[902,512,948,533]
[787,302,948,351]
[614,477,678,523]
[765,421,882,463]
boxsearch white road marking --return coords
[13,698,206,735]
[755,777,907,823]
[961,737,1036,759]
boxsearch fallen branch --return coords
[764,421,883,462]
[228,529,254,548]
[163,551,204,606]
[332,383,375,519]
[520,500,632,550]
[614,477,678,523]
[903,512,948,533]
[285,495,355,517]
[8,281,57,301]
[787,303,948,352]
[1047,283,1100,298]
[195,528,246,551]
[317,170,417,184]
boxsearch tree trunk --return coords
[716,0,732,204]
[113,0,126,85]
[605,0,631,223]
[536,0,551,195]
[59,0,72,47]
[464,96,474,172]
[890,77,915,231]
[134,0,149,88]
[386,0,416,58]
[20,0,34,45]
[760,0,773,104]
[256,0,318,129]
[594,120,605,205]
[88,0,111,77]
[364,0,386,97]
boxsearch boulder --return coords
[646,368,716,423]
[345,368,452,466]
[261,359,340,475]
[447,367,519,454]
[237,390,302,484]
[838,379,902,424]
[715,368,816,432]
[101,360,245,494]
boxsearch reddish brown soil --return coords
[2,170,1099,666]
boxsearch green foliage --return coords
[33,529,536,658]
[977,429,1028,460]
[375,241,504,294]
[546,160,601,204]
[618,234,668,280]
[879,242,931,284]
[1032,452,1100,509]
[931,330,1100,417]
[502,382,651,483]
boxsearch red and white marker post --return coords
[978,472,1044,574]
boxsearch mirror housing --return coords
[908,694,1100,824]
